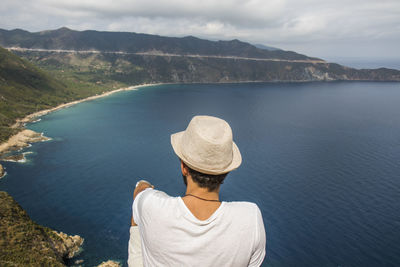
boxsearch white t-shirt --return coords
[131,188,266,267]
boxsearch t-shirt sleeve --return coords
[127,226,143,267]
[132,188,154,226]
[248,205,266,267]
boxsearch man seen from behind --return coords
[128,115,266,266]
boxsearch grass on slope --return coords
[0,46,128,143]
[0,191,66,266]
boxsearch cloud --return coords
[0,0,399,58]
[39,0,286,28]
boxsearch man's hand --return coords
[132,180,154,226]
[134,180,154,199]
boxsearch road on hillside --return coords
[7,47,326,64]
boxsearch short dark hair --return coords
[183,162,228,192]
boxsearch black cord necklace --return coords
[184,194,220,202]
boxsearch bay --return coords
[1,82,400,266]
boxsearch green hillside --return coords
[0,46,66,121]
[0,46,125,142]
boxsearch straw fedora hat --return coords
[171,115,242,175]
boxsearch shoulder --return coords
[135,189,178,213]
[223,201,263,222]
[221,201,266,251]
[224,201,260,212]
[134,189,181,225]
[136,189,172,204]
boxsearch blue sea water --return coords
[1,82,400,266]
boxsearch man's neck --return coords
[184,176,220,201]
[183,176,221,220]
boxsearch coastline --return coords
[0,130,50,157]
[11,83,162,128]
[0,81,145,264]
[0,83,162,158]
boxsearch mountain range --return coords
[1,27,399,85]
[1,28,400,84]
[0,27,314,61]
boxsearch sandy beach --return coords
[11,83,160,128]
[1,83,161,157]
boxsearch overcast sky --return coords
[1,0,399,62]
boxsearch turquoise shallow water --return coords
[1,82,400,266]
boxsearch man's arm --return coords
[129,181,153,267]
[248,206,266,266]
[131,180,154,226]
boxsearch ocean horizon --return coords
[325,57,400,70]
[1,81,400,266]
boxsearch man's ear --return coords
[180,160,189,176]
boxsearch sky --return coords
[1,0,400,65]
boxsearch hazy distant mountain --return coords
[0,27,317,61]
[254,44,281,51]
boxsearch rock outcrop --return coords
[53,231,84,259]
[0,129,50,161]
[0,164,4,178]
[97,260,122,267]
[2,153,25,162]
[0,191,84,266]
[0,129,49,152]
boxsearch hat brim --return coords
[171,131,242,175]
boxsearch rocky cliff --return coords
[0,191,84,266]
